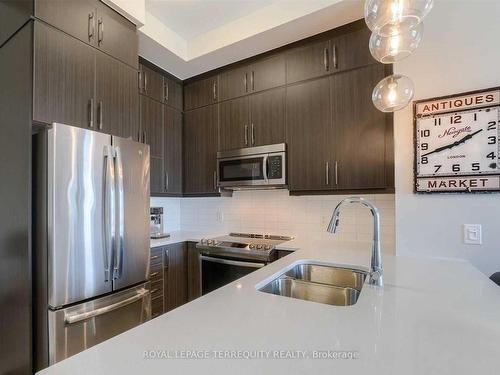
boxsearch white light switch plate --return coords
[463,224,482,245]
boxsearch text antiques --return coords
[414,87,500,193]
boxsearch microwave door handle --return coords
[113,146,125,280]
[263,155,269,183]
[103,146,115,282]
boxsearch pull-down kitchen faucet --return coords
[327,197,383,287]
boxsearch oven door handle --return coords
[201,255,265,269]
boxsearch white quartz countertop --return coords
[39,234,500,375]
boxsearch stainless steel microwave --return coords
[217,143,286,189]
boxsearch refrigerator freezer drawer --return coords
[48,282,151,365]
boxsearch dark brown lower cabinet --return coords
[183,104,219,195]
[164,242,188,312]
[286,77,332,191]
[150,246,165,319]
[187,242,202,301]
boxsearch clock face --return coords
[416,107,500,177]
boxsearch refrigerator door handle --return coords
[114,146,125,279]
[103,145,116,282]
[64,288,149,325]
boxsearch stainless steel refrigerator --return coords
[34,123,151,369]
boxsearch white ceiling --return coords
[138,0,364,79]
[146,0,278,40]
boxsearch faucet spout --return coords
[326,197,383,287]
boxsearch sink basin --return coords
[284,264,366,291]
[259,263,367,306]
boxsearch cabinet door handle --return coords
[164,81,169,102]
[213,81,217,101]
[88,13,95,41]
[213,170,217,191]
[98,101,103,130]
[332,44,338,69]
[335,161,338,185]
[244,73,248,93]
[138,71,142,91]
[251,123,255,145]
[164,171,169,191]
[97,18,103,46]
[144,71,148,93]
[325,162,330,185]
[251,71,255,91]
[150,255,160,260]
[143,131,147,144]
[88,98,94,128]
[244,124,248,146]
[323,47,329,71]
[150,272,159,278]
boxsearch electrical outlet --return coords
[463,224,482,245]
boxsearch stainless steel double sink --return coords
[259,263,367,306]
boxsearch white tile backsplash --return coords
[172,190,396,253]
[150,197,181,232]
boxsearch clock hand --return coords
[422,129,483,157]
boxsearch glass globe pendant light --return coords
[369,22,423,63]
[365,0,434,37]
[372,74,415,112]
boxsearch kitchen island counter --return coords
[38,237,500,375]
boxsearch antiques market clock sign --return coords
[414,87,500,193]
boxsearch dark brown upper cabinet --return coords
[140,95,163,159]
[219,96,250,151]
[184,75,219,111]
[34,21,139,139]
[183,104,219,195]
[95,52,139,139]
[139,63,164,103]
[219,87,285,151]
[219,55,285,101]
[163,106,183,195]
[35,0,137,68]
[163,76,183,111]
[0,0,33,46]
[331,27,376,73]
[33,21,96,130]
[249,87,285,147]
[95,2,137,68]
[331,64,388,190]
[286,39,330,84]
[286,77,332,191]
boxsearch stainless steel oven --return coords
[217,143,286,189]
[201,256,265,295]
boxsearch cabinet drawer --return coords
[150,252,162,267]
[151,295,164,317]
[150,279,163,299]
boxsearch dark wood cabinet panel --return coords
[187,242,201,302]
[0,22,33,375]
[219,65,249,101]
[219,96,250,151]
[249,88,285,147]
[140,95,163,158]
[332,27,376,73]
[0,0,33,47]
[33,21,95,129]
[331,64,388,190]
[164,76,183,110]
[286,77,332,191]
[164,107,183,194]
[150,246,165,318]
[35,0,97,47]
[286,39,330,84]
[183,105,218,195]
[184,75,218,111]
[165,243,188,312]
[150,157,164,195]
[250,54,285,93]
[95,51,139,138]
[139,63,164,102]
[95,1,137,68]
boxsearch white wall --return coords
[394,0,500,276]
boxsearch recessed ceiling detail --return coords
[139,0,364,79]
